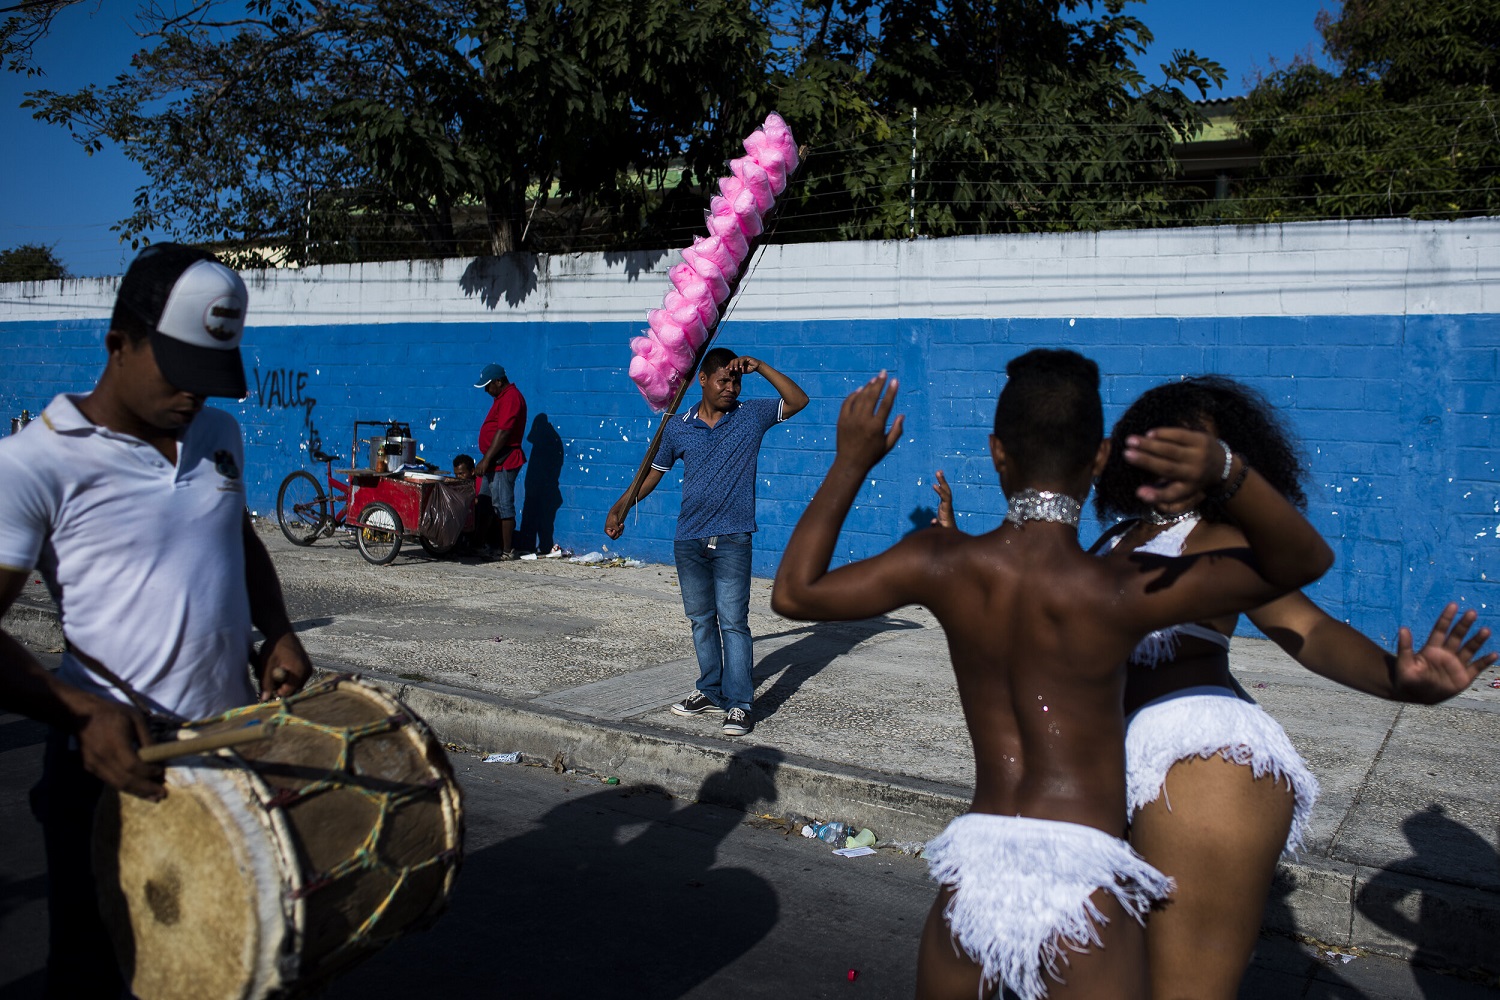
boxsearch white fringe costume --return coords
[924,813,1174,1000]
[1125,686,1320,856]
[1102,515,1321,857]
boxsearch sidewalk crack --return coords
[1326,703,1404,860]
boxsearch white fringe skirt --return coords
[924,813,1174,1000]
[1125,686,1320,856]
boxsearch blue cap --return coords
[474,363,506,388]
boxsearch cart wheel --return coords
[276,471,329,546]
[356,502,403,565]
[419,536,459,559]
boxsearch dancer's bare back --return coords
[773,374,1332,835]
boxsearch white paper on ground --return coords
[483,752,522,763]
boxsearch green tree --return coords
[22,0,768,265]
[0,0,69,76]
[1232,0,1500,222]
[17,1,1232,256]
[770,0,1225,240]
[0,243,68,281]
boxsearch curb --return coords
[360,669,971,844]
[3,603,63,652]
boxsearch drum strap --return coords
[66,640,185,726]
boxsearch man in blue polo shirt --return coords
[606,347,808,736]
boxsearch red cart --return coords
[275,420,475,565]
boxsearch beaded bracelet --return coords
[1216,462,1251,501]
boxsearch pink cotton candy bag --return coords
[628,112,797,411]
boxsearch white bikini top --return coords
[1099,514,1232,667]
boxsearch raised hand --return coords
[836,373,904,471]
[1391,603,1498,703]
[1123,427,1227,511]
[931,470,955,528]
[724,356,761,375]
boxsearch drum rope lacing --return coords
[195,676,460,955]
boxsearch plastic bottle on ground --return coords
[814,821,851,845]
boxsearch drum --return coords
[93,675,464,1000]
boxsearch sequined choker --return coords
[1004,489,1082,528]
[1146,508,1199,527]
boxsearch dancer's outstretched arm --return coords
[1249,595,1496,703]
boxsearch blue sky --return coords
[0,0,1336,278]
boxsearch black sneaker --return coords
[671,692,725,717]
[721,708,752,736]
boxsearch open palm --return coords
[1391,603,1497,703]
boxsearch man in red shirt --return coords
[473,363,527,559]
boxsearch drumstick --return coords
[138,723,273,763]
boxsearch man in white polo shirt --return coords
[0,243,312,997]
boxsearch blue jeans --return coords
[674,533,754,712]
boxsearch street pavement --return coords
[2,518,1499,991]
[1,709,1495,999]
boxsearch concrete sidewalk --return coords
[6,519,1499,979]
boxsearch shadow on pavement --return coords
[1248,806,1500,999]
[328,751,783,999]
[0,718,47,755]
[1356,804,1500,995]
[751,619,921,724]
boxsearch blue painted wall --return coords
[4,308,1497,645]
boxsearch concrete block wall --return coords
[3,218,1498,644]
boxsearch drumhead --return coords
[95,761,295,1000]
[94,676,462,999]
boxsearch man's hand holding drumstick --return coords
[74,692,166,799]
[0,570,166,799]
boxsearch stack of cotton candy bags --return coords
[629,113,798,410]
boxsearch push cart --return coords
[275,420,475,565]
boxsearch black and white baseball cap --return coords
[111,244,249,398]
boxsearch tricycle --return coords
[274,420,475,565]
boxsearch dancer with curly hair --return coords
[938,374,1495,998]
[778,355,1335,1000]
